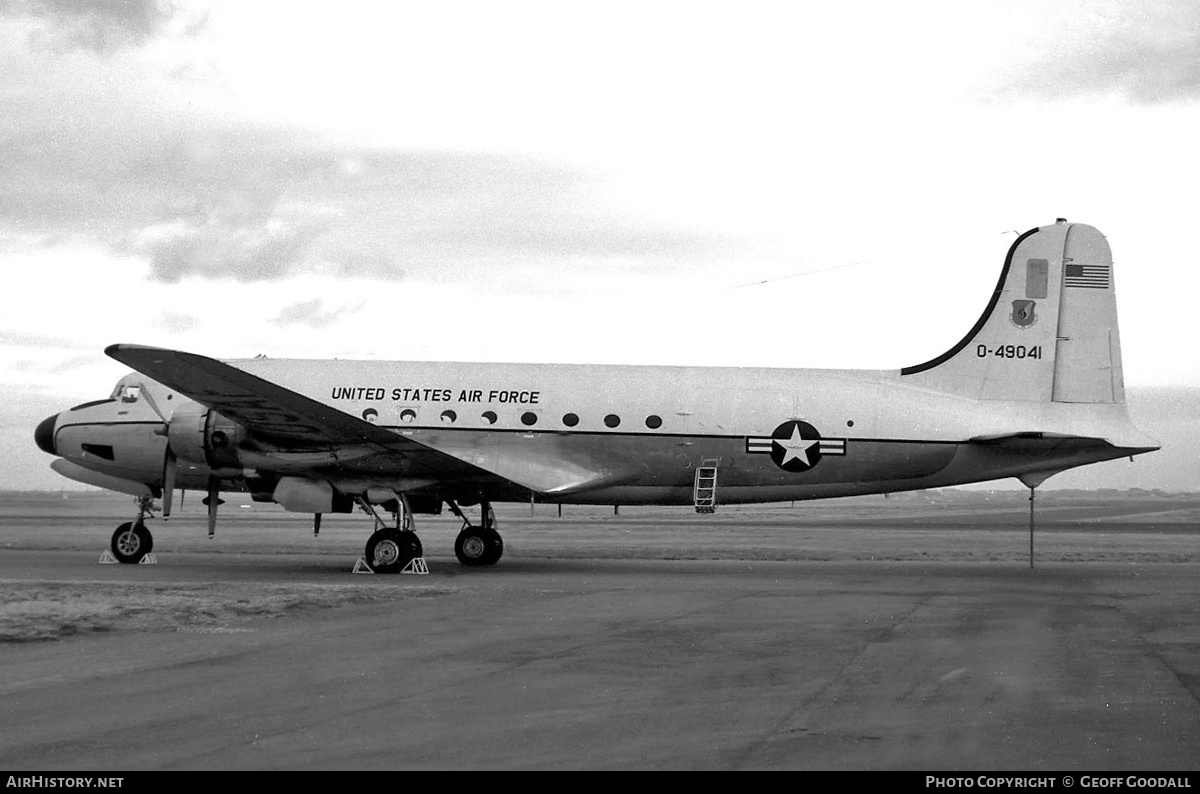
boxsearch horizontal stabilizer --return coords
[967,431,1157,456]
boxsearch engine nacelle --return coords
[167,402,245,471]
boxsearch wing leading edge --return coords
[104,344,617,496]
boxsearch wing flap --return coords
[423,436,639,496]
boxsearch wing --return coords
[109,344,406,448]
[106,343,500,483]
[105,344,621,495]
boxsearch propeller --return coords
[204,476,222,538]
[142,382,226,535]
[140,386,178,519]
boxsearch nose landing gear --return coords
[111,520,153,564]
[109,495,157,564]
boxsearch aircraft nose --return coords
[35,413,58,455]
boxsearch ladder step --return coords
[693,461,719,513]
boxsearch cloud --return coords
[154,311,199,332]
[129,214,327,283]
[0,329,89,349]
[990,2,1200,104]
[5,0,192,53]
[1,97,739,284]
[0,5,745,286]
[271,299,360,329]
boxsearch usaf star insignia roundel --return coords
[745,420,847,473]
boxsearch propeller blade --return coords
[206,476,219,538]
[138,383,169,424]
[162,448,177,518]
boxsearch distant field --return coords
[2,489,1198,643]
[3,488,1198,561]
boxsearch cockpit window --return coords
[118,385,141,403]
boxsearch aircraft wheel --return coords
[455,527,503,566]
[111,521,153,564]
[365,529,422,574]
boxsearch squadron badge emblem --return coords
[746,420,847,473]
[1011,299,1037,328]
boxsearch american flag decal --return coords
[1064,263,1110,289]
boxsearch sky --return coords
[2,0,1198,491]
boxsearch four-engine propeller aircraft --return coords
[35,220,1158,571]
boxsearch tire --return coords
[455,527,503,566]
[364,529,421,574]
[482,529,503,565]
[111,521,153,564]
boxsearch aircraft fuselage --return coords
[42,359,1153,507]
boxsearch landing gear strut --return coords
[448,500,504,566]
[110,495,156,564]
[358,495,424,574]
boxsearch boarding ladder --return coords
[693,459,719,514]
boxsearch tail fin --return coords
[900,220,1124,404]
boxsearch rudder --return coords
[1052,223,1123,404]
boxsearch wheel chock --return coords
[352,557,428,574]
[401,557,429,575]
[99,551,157,564]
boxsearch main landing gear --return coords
[357,495,424,574]
[447,500,504,566]
[110,495,156,564]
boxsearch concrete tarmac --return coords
[1,497,1199,770]
[2,557,1199,769]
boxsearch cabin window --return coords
[400,409,417,423]
[562,413,579,427]
[645,415,662,429]
[481,410,498,425]
[604,414,621,428]
[521,411,538,426]
[440,410,457,423]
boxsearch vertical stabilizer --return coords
[901,220,1124,404]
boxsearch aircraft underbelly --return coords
[535,433,959,502]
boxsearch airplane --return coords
[34,219,1158,572]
